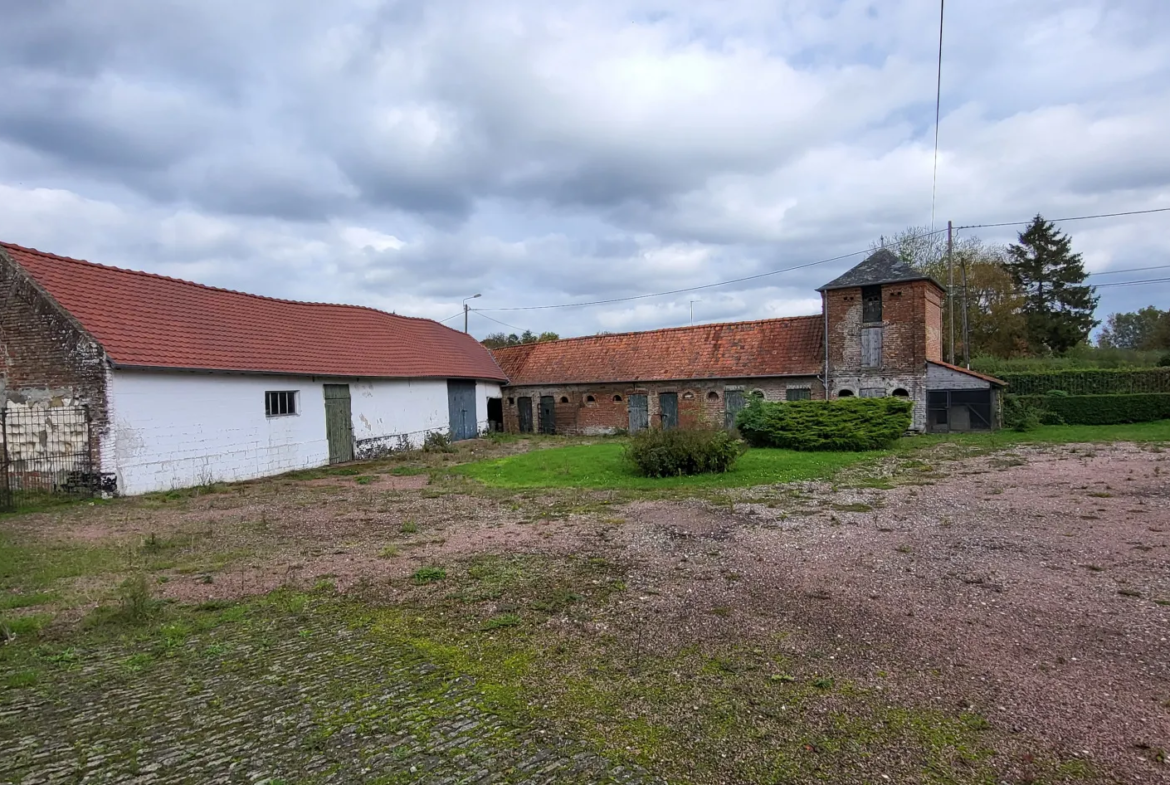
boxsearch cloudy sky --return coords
[2,0,1168,339]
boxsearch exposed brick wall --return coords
[500,377,823,435]
[825,280,944,432]
[0,251,112,479]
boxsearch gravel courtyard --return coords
[1,436,1167,784]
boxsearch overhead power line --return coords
[1086,264,1170,278]
[472,310,528,332]
[956,206,1170,231]
[930,0,945,232]
[437,311,464,324]
[474,207,1168,314]
[478,228,948,313]
[1091,276,1170,289]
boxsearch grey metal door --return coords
[659,392,678,430]
[724,389,745,430]
[447,380,477,441]
[518,397,533,433]
[539,396,556,434]
[323,384,354,464]
[628,393,648,433]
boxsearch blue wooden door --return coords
[628,394,648,433]
[447,380,477,441]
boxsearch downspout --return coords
[822,291,830,399]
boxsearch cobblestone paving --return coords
[0,615,660,785]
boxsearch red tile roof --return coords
[493,316,824,386]
[1,242,507,382]
[928,360,1007,387]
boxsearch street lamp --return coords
[462,293,481,333]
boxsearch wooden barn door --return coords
[628,394,649,433]
[517,397,533,433]
[323,384,354,464]
[724,389,745,430]
[447,380,478,441]
[659,392,679,429]
[539,396,556,434]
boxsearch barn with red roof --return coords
[0,242,507,496]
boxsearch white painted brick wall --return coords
[104,371,504,495]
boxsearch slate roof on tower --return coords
[817,248,945,292]
[492,316,824,386]
[0,242,507,382]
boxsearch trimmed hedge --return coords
[1013,393,1170,425]
[735,398,913,452]
[999,368,1170,396]
[625,428,742,478]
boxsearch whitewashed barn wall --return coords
[105,371,503,494]
[104,371,331,494]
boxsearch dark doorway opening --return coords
[487,397,503,432]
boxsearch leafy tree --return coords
[1097,306,1168,350]
[876,227,1027,359]
[1005,215,1098,354]
[480,330,560,349]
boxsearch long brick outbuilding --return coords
[493,250,1005,435]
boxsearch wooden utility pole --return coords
[960,253,970,367]
[947,220,955,364]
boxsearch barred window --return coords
[265,390,298,417]
[786,388,811,401]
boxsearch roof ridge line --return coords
[491,314,822,352]
[0,240,455,327]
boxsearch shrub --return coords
[1160,354,1170,368]
[1015,393,1170,425]
[1002,394,1044,432]
[423,430,454,453]
[996,368,1170,396]
[735,398,913,451]
[624,428,742,478]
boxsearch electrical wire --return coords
[956,206,1170,231]
[478,228,948,313]
[1091,276,1170,289]
[472,310,528,332]
[930,0,945,232]
[1086,264,1170,278]
[473,208,1167,314]
[437,311,464,324]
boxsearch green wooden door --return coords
[323,384,354,464]
[724,389,745,430]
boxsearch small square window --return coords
[786,388,811,401]
[265,390,298,417]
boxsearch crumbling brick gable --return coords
[0,249,110,437]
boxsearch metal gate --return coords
[517,397,533,433]
[927,390,993,433]
[659,392,678,430]
[447,380,478,441]
[628,394,648,433]
[323,384,354,463]
[539,396,556,435]
[724,390,745,430]
[1,404,96,512]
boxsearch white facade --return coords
[103,369,501,495]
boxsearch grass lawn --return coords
[453,420,1170,491]
[453,441,885,490]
